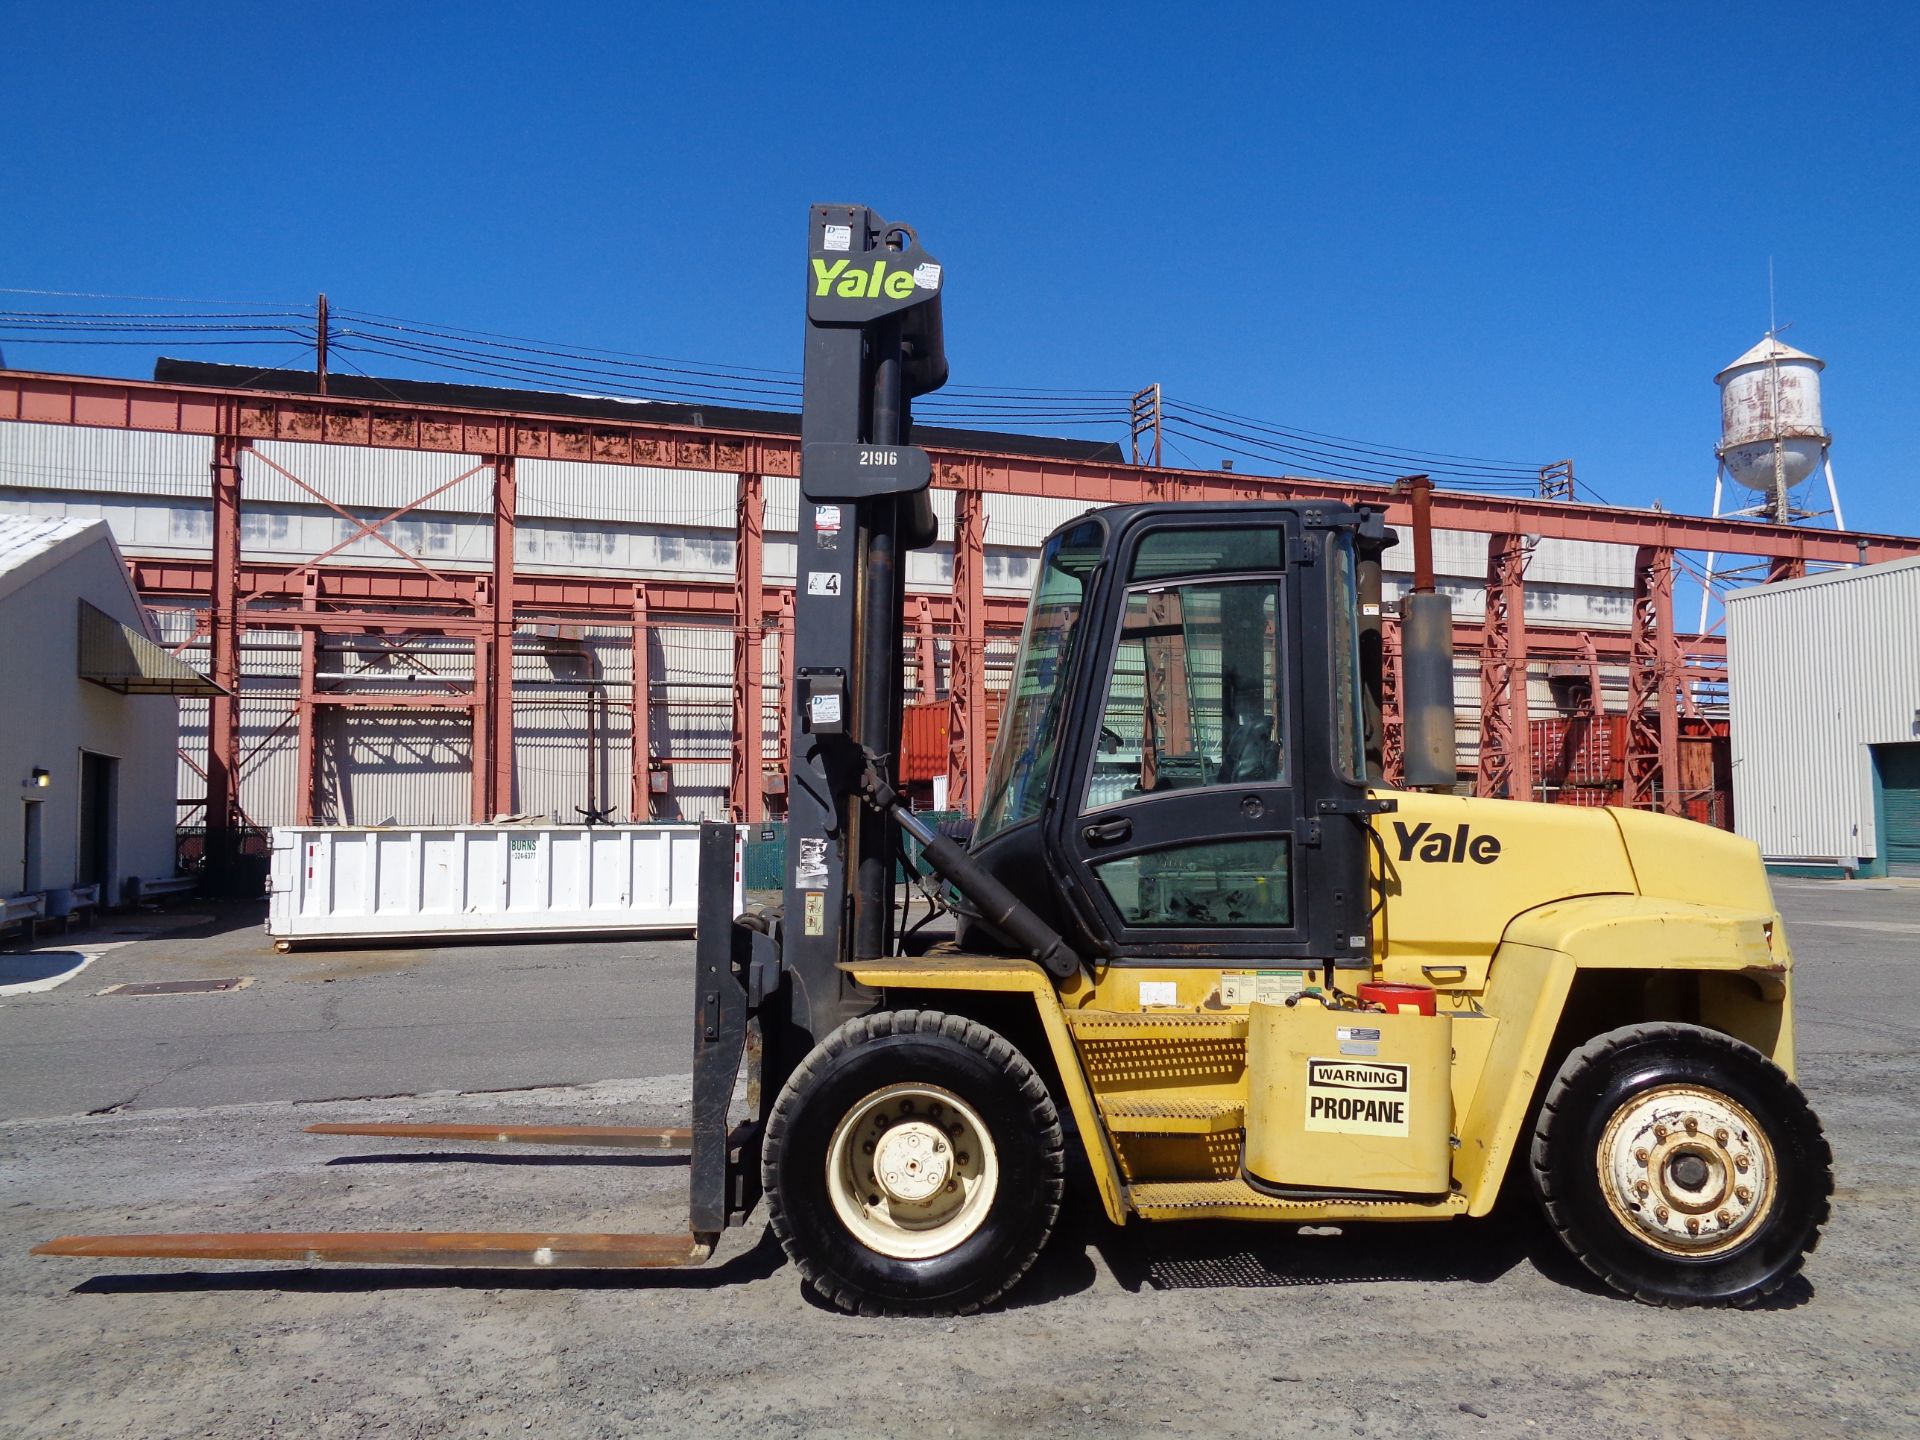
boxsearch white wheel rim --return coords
[825,1082,1000,1260]
[1596,1084,1777,1257]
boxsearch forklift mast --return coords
[780,204,949,1041]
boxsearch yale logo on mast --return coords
[811,258,935,300]
[1304,1058,1411,1136]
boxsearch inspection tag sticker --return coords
[1220,971,1308,1005]
[1304,1058,1410,1136]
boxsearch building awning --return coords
[78,600,226,696]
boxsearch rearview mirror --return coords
[1399,591,1457,789]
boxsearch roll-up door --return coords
[1882,744,1920,879]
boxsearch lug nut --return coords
[1654,1124,1669,1141]
[863,1141,874,1154]
[1656,1206,1670,1223]
[933,1140,945,1153]
[1684,1117,1699,1135]
[957,1152,970,1165]
[1687,1218,1701,1236]
[1717,1210,1733,1227]
[1634,1180,1650,1197]
[1715,1128,1729,1145]
[1736,1186,1752,1205]
[1635,1148,1650,1166]
[1735,1155,1751,1173]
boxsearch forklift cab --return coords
[963,501,1393,971]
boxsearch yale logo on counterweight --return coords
[1304,1058,1411,1136]
[1390,820,1502,865]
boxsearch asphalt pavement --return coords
[0,905,696,1120]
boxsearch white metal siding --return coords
[1727,558,1920,862]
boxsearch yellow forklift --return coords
[39,206,1830,1311]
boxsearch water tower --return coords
[1712,336,1839,524]
[1698,335,1846,628]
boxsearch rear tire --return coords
[762,1009,1064,1315]
[1530,1022,1831,1307]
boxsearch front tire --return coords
[1531,1022,1832,1307]
[762,1010,1064,1315]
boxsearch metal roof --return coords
[0,514,100,602]
[1724,552,1920,601]
[1715,336,1825,383]
[153,359,1131,465]
[78,599,225,696]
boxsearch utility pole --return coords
[316,292,330,396]
[1129,384,1162,467]
[1537,460,1574,500]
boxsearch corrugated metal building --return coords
[1726,557,1920,876]
[0,384,1652,834]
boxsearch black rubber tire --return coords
[761,1009,1064,1316]
[1530,1022,1832,1307]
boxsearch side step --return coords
[1098,1096,1244,1135]
[305,1122,692,1151]
[33,1231,712,1268]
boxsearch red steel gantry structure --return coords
[6,366,1917,866]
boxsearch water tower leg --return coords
[1697,465,1725,634]
[1823,454,1846,532]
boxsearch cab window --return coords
[1085,577,1286,810]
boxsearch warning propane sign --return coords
[1304,1058,1411,1136]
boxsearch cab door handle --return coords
[1082,818,1133,846]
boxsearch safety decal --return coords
[813,504,843,549]
[796,837,829,888]
[822,224,852,253]
[1304,1057,1410,1136]
[803,891,826,936]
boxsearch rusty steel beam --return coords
[730,473,765,822]
[205,432,244,865]
[1476,534,1535,801]
[295,570,319,826]
[306,1121,692,1149]
[307,693,477,709]
[774,588,794,807]
[1624,547,1684,814]
[130,556,1727,660]
[948,488,988,809]
[1381,614,1404,786]
[32,1231,711,1268]
[914,594,938,703]
[630,586,651,821]
[490,458,517,817]
[7,368,1915,561]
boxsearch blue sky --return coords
[3,3,1916,532]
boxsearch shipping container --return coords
[267,823,739,949]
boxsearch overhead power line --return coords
[0,294,1571,490]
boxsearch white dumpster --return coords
[266,824,740,949]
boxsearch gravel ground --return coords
[2,881,1917,1439]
